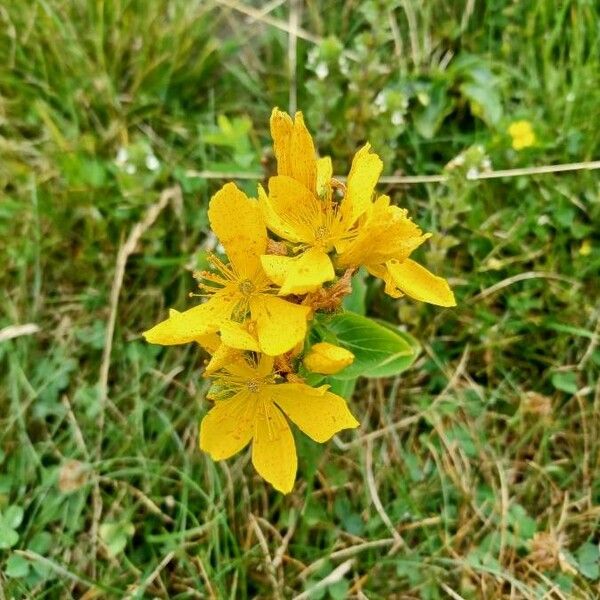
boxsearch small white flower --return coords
[537,215,551,226]
[466,167,479,180]
[115,147,128,166]
[481,157,492,171]
[374,91,387,112]
[315,62,329,80]
[146,154,160,171]
[307,47,319,66]
[391,110,405,126]
[338,55,350,76]
[125,163,136,175]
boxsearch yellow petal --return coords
[264,176,320,243]
[270,108,317,194]
[316,156,333,199]
[342,143,383,224]
[261,247,335,296]
[250,295,311,356]
[366,263,403,298]
[195,332,222,353]
[208,182,267,277]
[251,400,296,493]
[222,354,271,380]
[219,320,260,351]
[258,184,304,244]
[256,354,276,378]
[258,254,288,287]
[199,392,256,460]
[204,342,242,375]
[386,258,456,307]
[270,109,293,175]
[268,383,359,442]
[303,342,354,375]
[336,196,428,269]
[143,294,235,345]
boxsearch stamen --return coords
[315,225,328,240]
[247,379,260,393]
[238,279,255,296]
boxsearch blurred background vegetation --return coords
[0,0,599,598]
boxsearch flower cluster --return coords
[144,108,455,493]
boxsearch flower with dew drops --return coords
[143,183,311,356]
[258,108,382,296]
[200,354,359,493]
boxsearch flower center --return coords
[246,379,261,393]
[238,279,255,296]
[314,225,328,240]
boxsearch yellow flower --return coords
[143,183,311,356]
[199,354,359,493]
[194,330,247,375]
[261,108,454,307]
[508,120,536,150]
[336,195,456,307]
[303,342,354,375]
[259,108,383,296]
[579,239,592,256]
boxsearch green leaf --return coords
[0,524,19,549]
[451,54,503,126]
[326,376,357,400]
[576,542,599,580]
[4,505,24,529]
[5,554,30,578]
[342,268,367,315]
[316,313,420,380]
[551,371,579,394]
[328,579,350,599]
[507,504,536,541]
[303,582,327,600]
[28,531,53,555]
[413,81,452,139]
[334,497,364,536]
[460,81,502,126]
[99,522,134,557]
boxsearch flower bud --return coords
[303,342,354,375]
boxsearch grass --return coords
[1,0,599,597]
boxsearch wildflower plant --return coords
[144,108,455,493]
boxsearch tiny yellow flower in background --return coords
[199,354,359,493]
[143,182,311,356]
[579,239,592,256]
[303,342,354,375]
[508,120,536,150]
